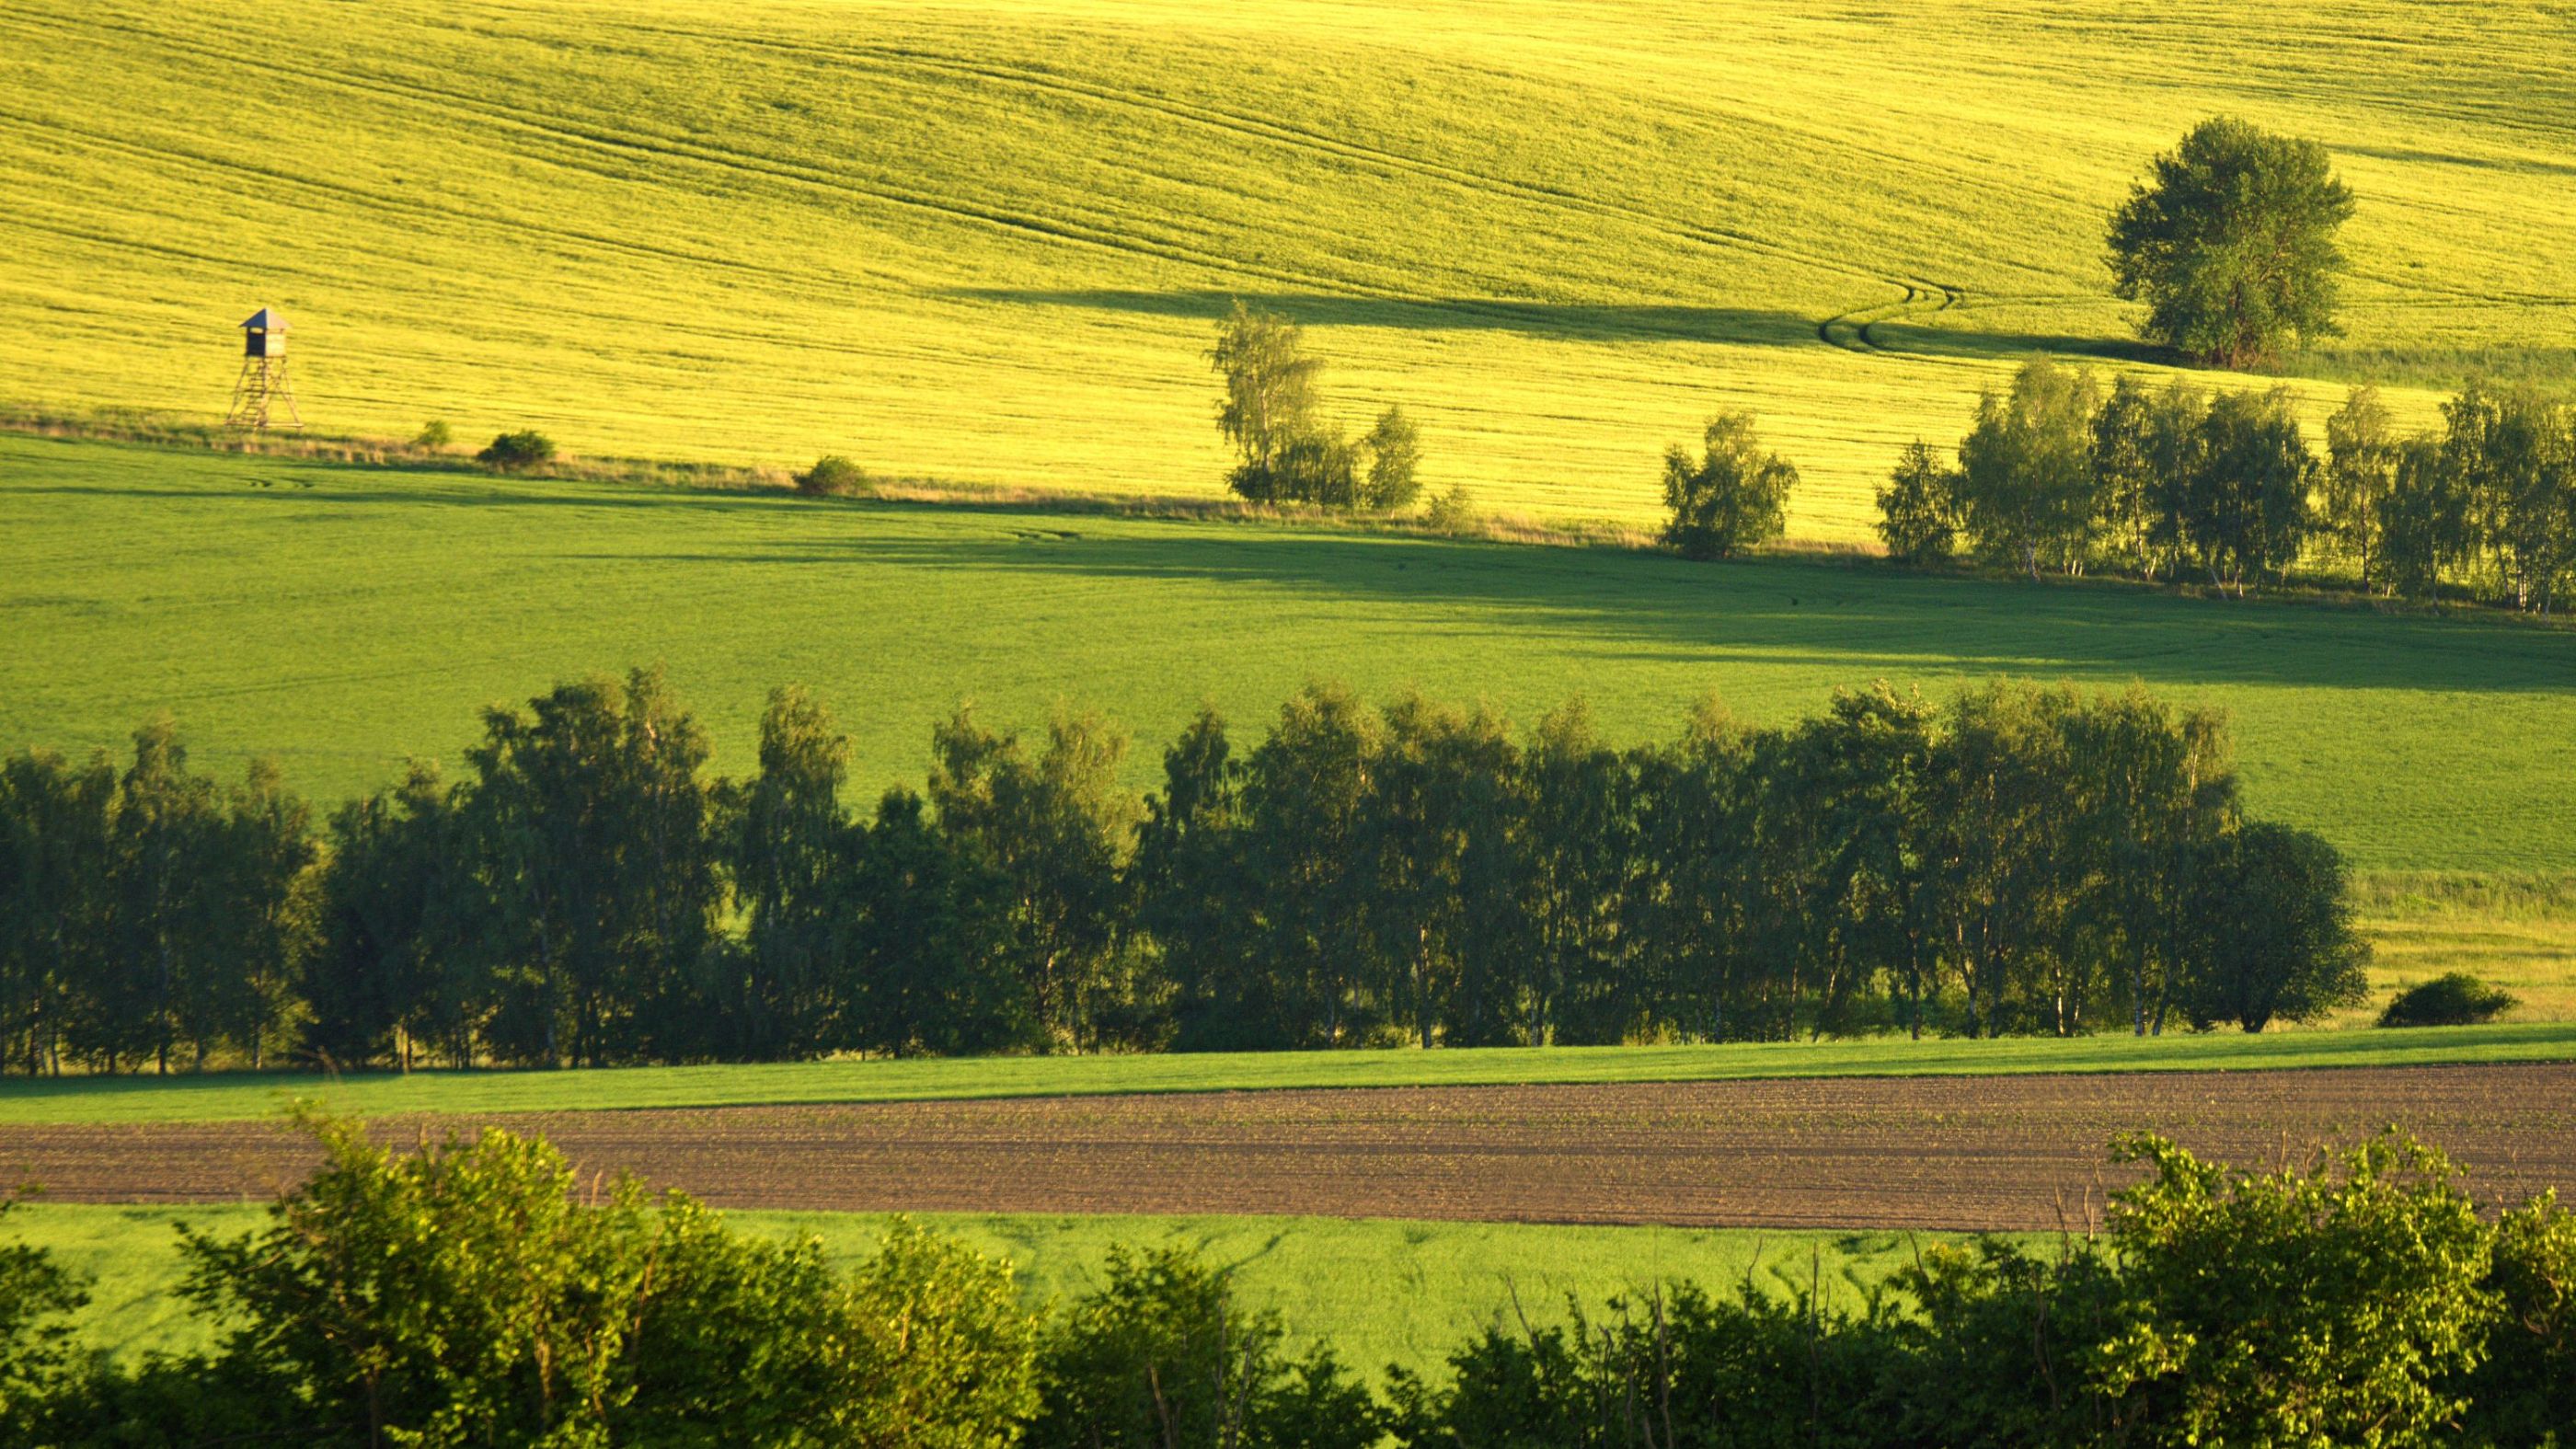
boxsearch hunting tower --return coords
[225,307,302,431]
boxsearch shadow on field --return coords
[945,287,1825,347]
[950,286,2168,362]
[1870,319,2166,367]
[617,526,2576,699]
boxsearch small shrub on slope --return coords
[476,428,556,471]
[2380,972,2519,1028]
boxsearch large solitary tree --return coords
[2106,118,2355,368]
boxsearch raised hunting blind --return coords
[225,306,302,431]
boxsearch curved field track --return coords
[6,1064,2571,1230]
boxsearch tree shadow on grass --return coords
[595,526,2576,700]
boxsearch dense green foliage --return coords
[2,673,2369,1069]
[11,3,2573,536]
[0,1195,86,1427]
[9,1117,1038,1446]
[6,1128,2569,1445]
[794,455,871,498]
[1391,1132,2576,1447]
[2107,119,2357,367]
[1659,413,1798,560]
[1888,364,2576,607]
[2381,972,2521,1029]
[1029,1245,1380,1449]
[473,430,556,472]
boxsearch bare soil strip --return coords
[5,1064,2569,1231]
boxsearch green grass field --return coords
[6,435,2575,874]
[2,1022,2570,1127]
[3,1,2570,537]
[0,1202,2007,1382]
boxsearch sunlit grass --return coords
[2,1021,2571,1126]
[6,436,2575,878]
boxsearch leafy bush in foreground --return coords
[3,1128,2573,1446]
[12,1115,1039,1446]
[1030,1244,1380,1449]
[2380,972,2519,1028]
[1397,1131,2571,1448]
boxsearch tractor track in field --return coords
[6,1063,2569,1231]
[16,7,1980,357]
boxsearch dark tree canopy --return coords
[2107,117,2355,367]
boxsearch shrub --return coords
[1029,1243,1380,1449]
[1421,482,1478,533]
[410,420,453,451]
[79,1113,1043,1446]
[0,1192,86,1427]
[1387,1280,1900,1447]
[476,429,556,471]
[2086,1131,2494,1444]
[796,454,872,498]
[2466,1190,2576,1442]
[2379,972,2518,1028]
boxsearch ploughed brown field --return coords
[6,1064,2570,1231]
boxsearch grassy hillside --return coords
[1,1022,2569,1127]
[3,1,2570,537]
[9,1203,1946,1383]
[6,436,2576,873]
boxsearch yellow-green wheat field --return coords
[6,0,2573,539]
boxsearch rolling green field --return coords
[6,1203,1943,1383]
[2,1023,2570,1127]
[6,435,2575,875]
[4,1,2570,538]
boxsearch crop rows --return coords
[9,1064,2568,1230]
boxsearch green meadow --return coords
[0,1202,1999,1382]
[2,1023,2570,1128]
[5,435,2574,876]
[3,1,2571,537]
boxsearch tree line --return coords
[1878,362,2576,611]
[4,1120,2569,1446]
[3,672,2365,1073]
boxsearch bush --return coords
[1029,1244,1380,1449]
[796,454,872,498]
[410,420,453,451]
[476,429,556,471]
[2379,972,2518,1028]
[1388,1280,1899,1448]
[2467,1190,2576,1442]
[48,1114,1043,1447]
[1421,482,1478,533]
[0,1192,86,1428]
